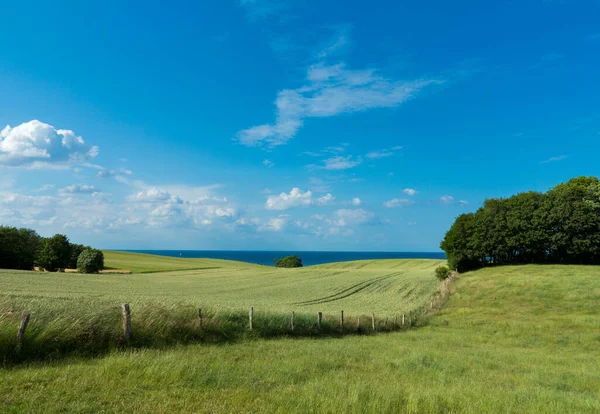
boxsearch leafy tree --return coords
[37,234,71,272]
[440,176,600,271]
[274,255,303,268]
[77,249,105,273]
[434,266,450,280]
[68,244,89,269]
[0,226,40,270]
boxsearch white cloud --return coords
[440,195,454,204]
[322,155,362,170]
[408,221,417,226]
[0,120,98,168]
[458,200,469,206]
[351,197,361,206]
[130,187,182,203]
[539,155,569,164]
[332,208,375,226]
[383,198,412,208]
[266,187,313,210]
[263,159,275,168]
[59,184,97,194]
[97,168,133,183]
[258,215,287,232]
[403,188,417,196]
[316,193,335,206]
[237,62,443,146]
[365,146,402,159]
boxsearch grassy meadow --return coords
[1,254,599,412]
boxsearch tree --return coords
[37,234,71,272]
[0,226,40,270]
[440,176,600,270]
[77,249,104,273]
[68,244,88,269]
[435,266,450,280]
[274,255,303,268]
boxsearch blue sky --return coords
[1,0,599,251]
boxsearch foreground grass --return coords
[0,256,442,361]
[1,264,599,412]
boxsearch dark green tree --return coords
[274,255,303,268]
[77,249,105,273]
[37,234,71,272]
[68,244,89,269]
[0,226,40,270]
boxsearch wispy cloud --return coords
[322,155,363,171]
[237,61,443,146]
[540,155,569,164]
[440,195,454,204]
[365,146,402,159]
[59,184,98,194]
[403,188,417,196]
[263,159,275,168]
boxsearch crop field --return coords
[0,253,444,361]
[1,262,599,412]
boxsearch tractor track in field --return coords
[293,271,405,306]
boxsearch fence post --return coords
[340,310,344,332]
[317,312,322,329]
[371,313,375,331]
[122,304,131,340]
[249,307,254,330]
[16,312,30,354]
[197,308,203,327]
[402,314,405,326]
[291,311,295,331]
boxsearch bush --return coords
[37,234,71,272]
[77,249,105,273]
[274,255,303,268]
[435,266,450,281]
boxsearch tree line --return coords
[0,226,104,273]
[441,176,600,272]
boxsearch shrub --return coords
[37,234,71,272]
[435,265,450,281]
[77,249,105,273]
[274,255,303,268]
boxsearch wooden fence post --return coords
[340,310,344,332]
[291,311,295,331]
[371,313,375,331]
[16,312,30,354]
[122,303,131,340]
[249,307,254,330]
[317,312,322,329]
[402,314,405,326]
[197,308,203,327]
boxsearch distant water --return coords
[124,250,446,267]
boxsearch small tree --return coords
[274,255,303,268]
[77,249,105,273]
[37,234,71,272]
[435,265,450,281]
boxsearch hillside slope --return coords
[2,264,599,412]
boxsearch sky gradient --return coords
[1,0,599,251]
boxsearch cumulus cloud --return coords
[0,120,98,168]
[258,215,287,232]
[403,188,417,196]
[97,168,133,183]
[332,208,375,226]
[440,195,454,204]
[59,184,98,194]
[383,198,413,208]
[237,62,443,146]
[265,187,336,210]
[352,197,361,206]
[266,188,313,210]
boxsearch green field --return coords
[1,254,599,412]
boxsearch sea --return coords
[125,250,446,267]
